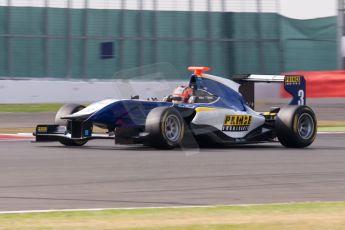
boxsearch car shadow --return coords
[35,142,300,152]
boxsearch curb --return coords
[0,133,34,141]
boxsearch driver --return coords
[170,85,193,104]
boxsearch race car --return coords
[34,66,317,149]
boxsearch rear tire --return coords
[145,107,184,149]
[275,105,317,148]
[55,103,88,146]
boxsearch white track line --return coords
[318,132,345,134]
[0,205,222,214]
[16,133,34,136]
[0,201,330,214]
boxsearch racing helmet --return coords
[172,85,193,103]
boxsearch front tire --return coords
[55,103,88,146]
[145,107,185,149]
[275,105,317,148]
[55,103,86,126]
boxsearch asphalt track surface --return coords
[0,133,345,211]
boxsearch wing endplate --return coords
[284,75,306,106]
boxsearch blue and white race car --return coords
[34,67,317,149]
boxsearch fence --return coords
[0,0,338,80]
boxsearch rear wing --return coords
[232,74,306,109]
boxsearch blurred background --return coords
[0,0,344,104]
[0,0,339,79]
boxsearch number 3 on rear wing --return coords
[232,74,306,109]
[283,75,306,106]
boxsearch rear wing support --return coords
[232,74,306,110]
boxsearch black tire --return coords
[55,103,85,126]
[55,103,88,146]
[145,107,185,149]
[275,105,317,148]
[59,138,88,147]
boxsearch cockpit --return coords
[163,85,219,104]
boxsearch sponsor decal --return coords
[84,129,92,137]
[222,115,252,132]
[195,107,217,112]
[37,126,48,133]
[285,76,301,85]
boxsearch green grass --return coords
[318,126,345,132]
[0,104,63,112]
[1,202,345,230]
